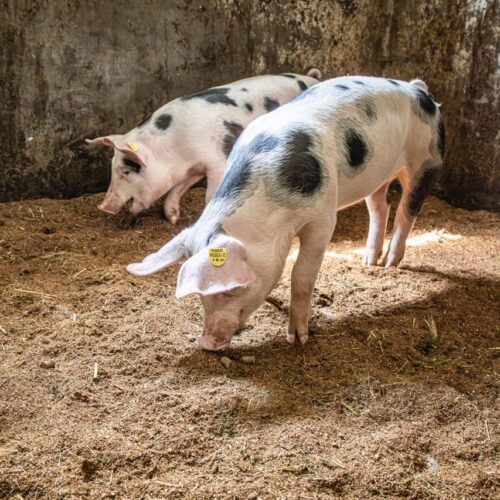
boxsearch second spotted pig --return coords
[87,69,321,223]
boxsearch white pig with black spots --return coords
[86,69,322,224]
[127,76,445,351]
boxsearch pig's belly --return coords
[336,157,402,211]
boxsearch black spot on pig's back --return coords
[181,87,237,106]
[264,97,280,112]
[277,130,323,196]
[297,79,308,91]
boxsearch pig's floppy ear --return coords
[85,134,124,148]
[176,237,256,298]
[126,230,189,277]
[85,135,149,167]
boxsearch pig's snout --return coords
[198,334,230,352]
[97,194,127,216]
[197,316,240,352]
[97,202,120,215]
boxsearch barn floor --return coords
[0,191,498,499]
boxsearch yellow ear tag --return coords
[127,141,138,152]
[208,248,227,267]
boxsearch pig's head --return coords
[127,231,271,351]
[86,134,166,216]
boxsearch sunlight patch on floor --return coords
[287,230,463,263]
[349,229,463,256]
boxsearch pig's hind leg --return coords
[363,181,391,266]
[382,163,439,267]
[164,175,204,224]
[288,217,336,345]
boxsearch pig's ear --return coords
[126,230,189,277]
[85,134,123,148]
[176,237,256,298]
[86,135,149,167]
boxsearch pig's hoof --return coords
[382,254,402,268]
[297,331,309,345]
[286,333,296,344]
[362,250,381,266]
[164,207,180,225]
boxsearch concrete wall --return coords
[1,0,498,209]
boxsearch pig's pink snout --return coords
[97,202,120,215]
[198,334,230,352]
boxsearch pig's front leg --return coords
[164,175,205,224]
[363,181,391,266]
[288,218,336,345]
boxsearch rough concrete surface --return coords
[0,0,498,209]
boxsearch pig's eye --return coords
[122,158,141,174]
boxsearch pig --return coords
[127,76,445,351]
[86,69,322,224]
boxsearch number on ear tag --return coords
[208,248,227,267]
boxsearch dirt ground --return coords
[0,190,498,499]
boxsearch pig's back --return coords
[210,76,442,216]
[136,73,320,165]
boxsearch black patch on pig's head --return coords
[123,158,141,173]
[181,87,237,106]
[241,88,248,92]
[335,84,349,91]
[437,117,445,158]
[297,79,308,91]
[415,88,437,116]
[345,128,367,169]
[222,120,244,158]
[245,102,253,112]
[264,97,280,112]
[154,113,173,130]
[353,80,367,86]
[214,133,280,201]
[277,130,323,196]
[388,79,400,87]
[138,113,152,127]
[282,73,297,79]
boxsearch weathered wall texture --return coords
[0,0,251,201]
[1,0,498,209]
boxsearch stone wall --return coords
[1,0,498,209]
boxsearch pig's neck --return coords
[223,209,298,297]
[153,157,205,200]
